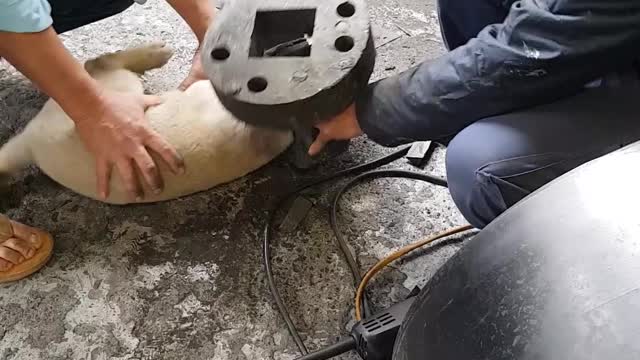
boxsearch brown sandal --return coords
[0,214,54,284]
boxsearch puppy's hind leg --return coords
[0,132,33,185]
[84,42,174,75]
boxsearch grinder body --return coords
[201,0,376,169]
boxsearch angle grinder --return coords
[201,0,376,169]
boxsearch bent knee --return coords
[445,123,566,229]
[445,133,507,229]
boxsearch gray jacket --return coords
[355,0,640,146]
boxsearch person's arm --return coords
[0,2,184,200]
[0,28,104,127]
[166,0,216,90]
[166,0,214,43]
[354,0,640,147]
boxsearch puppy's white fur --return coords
[0,42,293,204]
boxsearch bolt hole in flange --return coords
[337,2,355,17]
[211,47,230,60]
[248,77,268,92]
[335,36,354,52]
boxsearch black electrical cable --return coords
[294,338,357,360]
[263,147,411,354]
[328,169,447,316]
[263,146,449,358]
[329,169,447,316]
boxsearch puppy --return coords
[0,42,293,204]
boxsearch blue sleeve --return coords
[0,0,53,33]
[355,0,640,147]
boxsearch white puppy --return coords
[0,42,293,204]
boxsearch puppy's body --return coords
[0,43,293,204]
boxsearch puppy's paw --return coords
[87,41,174,74]
[120,42,175,74]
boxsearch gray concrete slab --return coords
[0,1,470,359]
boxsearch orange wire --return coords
[355,224,474,321]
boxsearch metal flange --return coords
[201,0,375,131]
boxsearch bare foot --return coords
[0,217,44,272]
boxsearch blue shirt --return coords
[0,0,53,33]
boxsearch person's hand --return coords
[166,0,215,90]
[75,89,185,201]
[308,103,363,156]
[178,47,208,91]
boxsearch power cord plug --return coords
[294,295,418,360]
[351,295,417,360]
[406,141,433,167]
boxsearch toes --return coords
[0,246,24,265]
[2,237,35,259]
[0,258,13,271]
[10,221,43,249]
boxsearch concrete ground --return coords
[0,0,471,359]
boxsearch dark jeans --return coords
[48,0,134,34]
[439,0,640,228]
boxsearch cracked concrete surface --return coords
[0,0,471,359]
